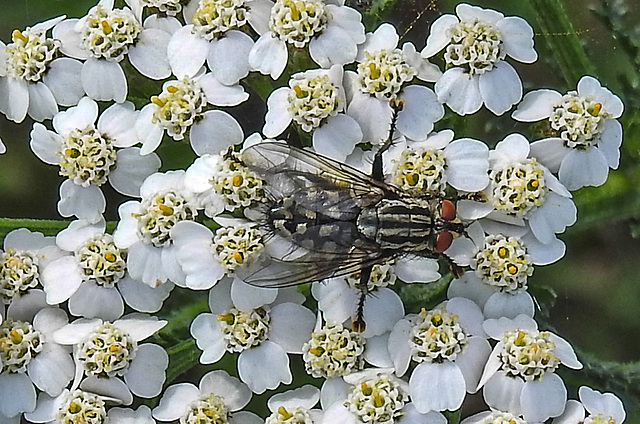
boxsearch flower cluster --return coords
[0,1,629,424]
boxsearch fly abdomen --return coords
[357,198,437,251]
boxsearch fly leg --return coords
[372,99,405,182]
[352,264,373,332]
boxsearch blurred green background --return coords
[1,0,640,422]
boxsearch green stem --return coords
[165,339,201,384]
[0,218,118,243]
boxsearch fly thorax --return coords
[80,6,141,62]
[357,49,415,100]
[357,198,435,251]
[57,390,107,424]
[269,0,330,48]
[192,0,248,39]
[0,248,40,304]
[216,307,271,352]
[499,329,559,381]
[302,322,365,378]
[5,27,60,82]
[151,77,205,141]
[549,92,610,149]
[0,318,43,373]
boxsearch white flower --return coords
[346,24,443,146]
[388,298,491,413]
[512,76,624,190]
[320,368,447,424]
[423,3,537,115]
[136,72,245,156]
[26,390,155,424]
[1,229,63,305]
[0,16,85,123]
[446,221,565,319]
[265,385,323,424]
[30,97,161,223]
[190,277,315,393]
[166,0,271,87]
[313,258,441,338]
[264,65,364,162]
[384,129,489,195]
[41,219,172,320]
[249,0,366,79]
[184,142,265,218]
[457,133,576,245]
[52,314,168,404]
[462,409,530,424]
[153,370,261,424]
[113,170,198,287]
[52,0,176,102]
[170,218,267,290]
[553,386,626,424]
[478,314,583,423]
[0,301,74,419]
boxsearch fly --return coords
[238,101,466,331]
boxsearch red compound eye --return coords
[441,199,456,221]
[435,231,453,253]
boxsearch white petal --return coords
[190,314,226,364]
[263,87,293,137]
[30,123,62,164]
[520,374,567,422]
[41,256,83,304]
[309,25,358,67]
[143,15,182,34]
[388,318,413,376]
[24,392,66,423]
[0,373,36,416]
[363,333,394,368]
[27,343,74,396]
[6,290,48,322]
[483,291,534,319]
[435,68,482,116]
[109,148,161,196]
[313,114,362,161]
[479,62,522,116]
[529,137,567,173]
[32,307,69,336]
[81,59,127,102]
[443,139,489,191]
[598,119,623,169]
[208,30,253,86]
[347,94,392,144]
[152,383,199,421]
[492,133,530,164]
[167,25,208,78]
[394,257,440,283]
[0,76,29,122]
[512,89,561,122]
[136,104,164,155]
[119,276,173,313]
[422,14,459,58]
[456,4,503,24]
[528,193,576,244]
[97,102,138,147]
[558,147,609,190]
[128,29,172,80]
[326,4,365,44]
[361,288,404,338]
[446,297,485,337]
[579,386,626,423]
[455,336,491,394]
[115,316,167,342]
[68,283,124,320]
[230,279,278,311]
[245,0,273,35]
[107,406,155,424]
[403,42,441,82]
[447,272,494,308]
[554,399,586,424]
[410,362,466,413]
[314,281,358,325]
[53,19,88,59]
[321,403,358,424]
[248,34,287,79]
[397,85,443,141]
[200,370,252,411]
[190,110,244,156]
[269,303,315,353]
[267,385,320,413]
[200,73,249,106]
[53,97,98,136]
[359,23,399,58]
[126,242,168,286]
[523,232,565,265]
[577,76,624,118]
[237,341,292,393]
[549,333,582,369]
[125,344,168,398]
[57,180,106,222]
[80,376,133,405]
[496,17,537,63]
[27,82,58,121]
[483,371,523,414]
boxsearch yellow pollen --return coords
[232,175,243,187]
[12,29,28,43]
[361,382,372,395]
[405,173,418,186]
[233,251,244,263]
[368,63,380,79]
[293,85,305,98]
[507,264,518,274]
[151,96,165,107]
[158,204,174,215]
[592,103,602,116]
[278,407,293,419]
[167,85,179,93]
[105,252,116,262]
[10,329,23,343]
[69,402,81,414]
[373,394,384,408]
[65,148,80,158]
[101,21,113,34]
[109,345,120,352]
[515,331,526,345]
[309,347,324,356]
[217,313,234,324]
[530,180,539,188]
[288,1,301,20]
[498,247,508,258]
